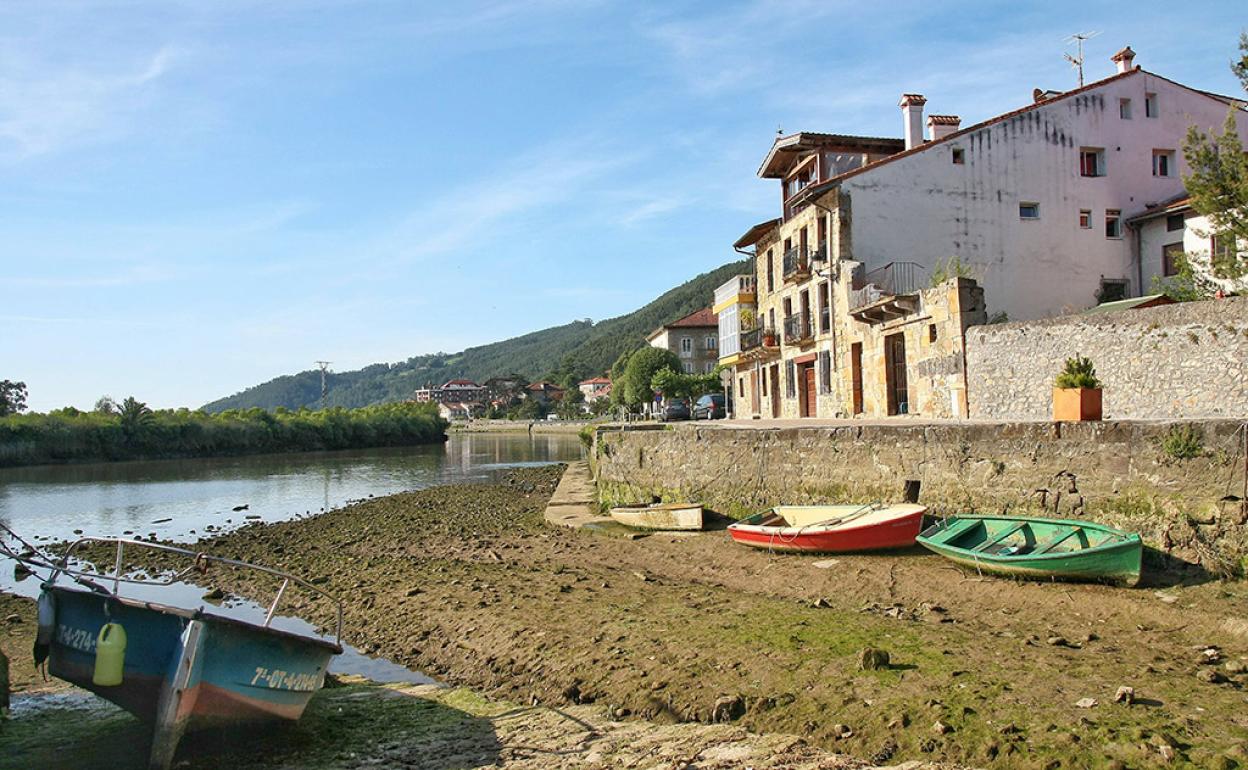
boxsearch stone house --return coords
[647,308,719,375]
[414,379,487,404]
[1128,194,1247,295]
[724,47,1246,420]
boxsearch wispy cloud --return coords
[0,45,179,161]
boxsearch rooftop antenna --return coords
[777,123,783,136]
[315,361,331,409]
[1064,31,1101,88]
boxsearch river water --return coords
[0,432,582,684]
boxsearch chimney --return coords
[899,93,927,150]
[926,115,961,141]
[1111,46,1136,74]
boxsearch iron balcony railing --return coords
[782,312,813,344]
[740,327,761,352]
[782,247,813,281]
[848,261,926,310]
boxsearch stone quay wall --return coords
[965,296,1248,420]
[593,420,1248,575]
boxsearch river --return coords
[0,432,582,684]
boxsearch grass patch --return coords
[1160,424,1205,460]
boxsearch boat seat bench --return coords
[1032,527,1084,555]
[972,522,1029,552]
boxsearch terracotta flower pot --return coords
[1053,387,1102,422]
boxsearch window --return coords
[951,147,965,164]
[818,350,832,394]
[766,249,775,293]
[1105,209,1122,239]
[785,360,796,399]
[1145,92,1158,118]
[1152,150,1175,178]
[705,335,717,350]
[929,324,938,343]
[682,362,693,374]
[1099,280,1128,303]
[1162,243,1184,277]
[1119,98,1132,119]
[1212,234,1241,271]
[680,337,692,355]
[1166,214,1185,232]
[1019,202,1040,220]
[1079,148,1104,177]
[1079,209,1092,229]
[704,362,715,374]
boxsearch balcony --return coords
[738,326,779,362]
[849,261,925,323]
[782,247,813,283]
[714,274,758,307]
[782,312,813,345]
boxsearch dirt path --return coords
[7,465,1248,769]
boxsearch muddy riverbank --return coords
[6,465,1248,768]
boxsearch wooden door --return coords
[769,365,781,418]
[851,343,863,415]
[750,370,760,415]
[803,364,816,417]
[885,333,909,415]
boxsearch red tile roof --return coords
[664,307,717,328]
[579,377,611,385]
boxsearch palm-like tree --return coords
[119,396,154,437]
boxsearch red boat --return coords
[726,503,927,553]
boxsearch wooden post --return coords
[0,644,10,713]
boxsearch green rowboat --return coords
[916,515,1143,586]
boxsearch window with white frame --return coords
[1152,150,1175,178]
[1105,209,1122,239]
[1079,148,1105,177]
[682,362,693,374]
[704,362,715,374]
[705,335,716,350]
[1079,209,1092,229]
[1019,202,1040,220]
[680,337,692,356]
[1119,98,1132,119]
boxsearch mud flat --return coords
[5,465,1248,768]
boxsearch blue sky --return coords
[2,1,1244,411]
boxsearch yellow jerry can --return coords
[92,622,127,686]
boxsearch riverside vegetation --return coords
[12,465,1248,769]
[0,401,447,468]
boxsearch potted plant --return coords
[761,327,778,347]
[1053,355,1103,421]
[740,307,758,331]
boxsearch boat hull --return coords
[916,516,1143,586]
[46,586,338,765]
[727,504,926,553]
[609,503,704,531]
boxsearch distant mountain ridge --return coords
[202,259,749,412]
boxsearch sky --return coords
[2,1,1245,412]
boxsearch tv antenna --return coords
[1064,31,1101,88]
[315,361,332,409]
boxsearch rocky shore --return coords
[5,464,1248,768]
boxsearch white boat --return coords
[609,502,704,531]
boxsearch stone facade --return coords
[966,296,1248,420]
[593,420,1248,574]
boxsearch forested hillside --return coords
[203,259,749,412]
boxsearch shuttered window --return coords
[785,360,797,399]
[819,350,833,394]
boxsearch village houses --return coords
[719,48,1248,421]
[647,308,720,375]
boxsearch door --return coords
[851,343,864,415]
[802,364,816,418]
[750,370,760,415]
[885,333,909,415]
[769,365,781,418]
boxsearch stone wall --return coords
[593,420,1248,575]
[965,296,1248,420]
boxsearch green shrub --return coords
[1160,424,1204,460]
[1054,355,1102,389]
[578,423,596,450]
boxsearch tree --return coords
[608,350,633,406]
[618,347,682,408]
[118,396,154,437]
[0,380,28,417]
[1181,32,1248,281]
[94,396,119,415]
[651,367,725,402]
[556,387,586,418]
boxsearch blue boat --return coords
[34,537,344,769]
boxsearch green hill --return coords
[202,259,749,412]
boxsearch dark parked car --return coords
[660,399,690,421]
[692,393,727,420]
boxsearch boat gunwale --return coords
[916,515,1141,563]
[46,584,344,654]
[728,504,927,537]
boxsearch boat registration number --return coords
[57,624,97,654]
[251,667,320,692]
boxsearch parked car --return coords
[660,399,690,422]
[692,393,727,420]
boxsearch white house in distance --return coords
[1129,194,1248,295]
[766,46,1248,321]
[647,308,719,374]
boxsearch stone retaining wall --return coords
[593,420,1248,575]
[965,296,1248,420]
